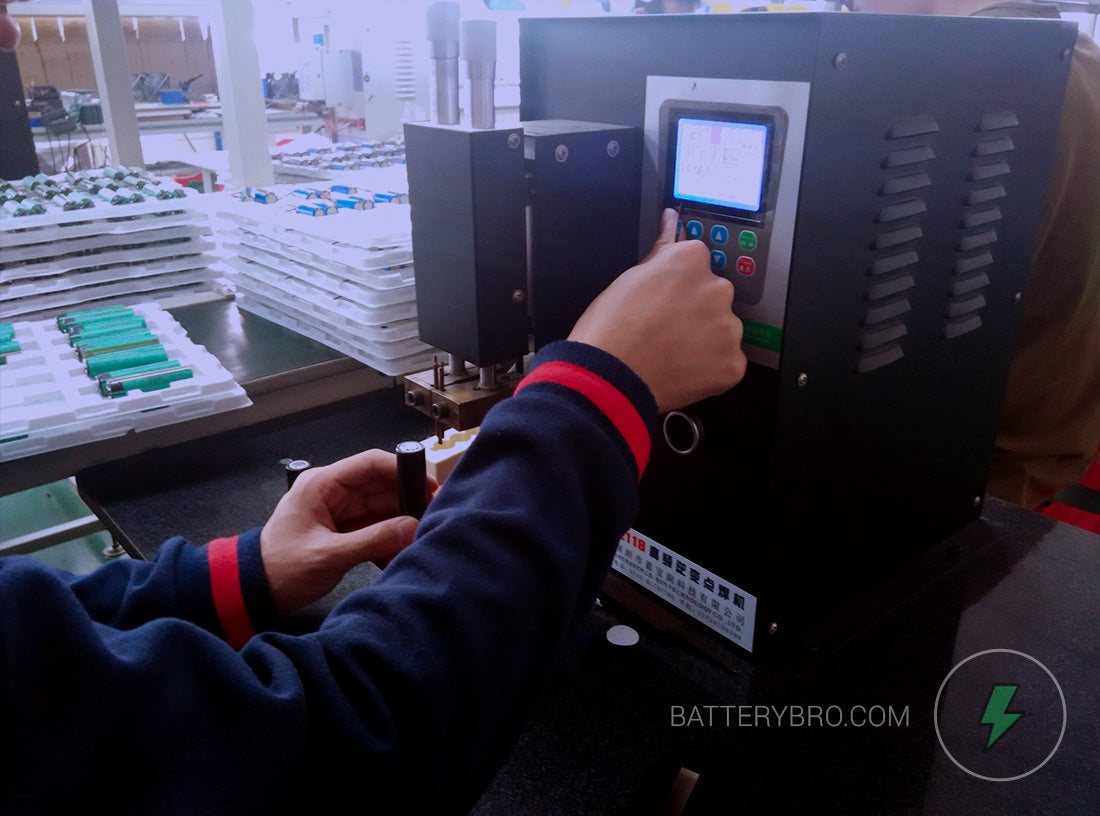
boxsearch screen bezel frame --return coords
[663,105,781,224]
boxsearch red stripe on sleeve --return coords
[515,360,650,477]
[1079,451,1100,491]
[207,536,254,649]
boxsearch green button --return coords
[738,230,758,251]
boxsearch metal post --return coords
[427,2,460,125]
[208,0,274,187]
[83,0,144,167]
[462,20,496,130]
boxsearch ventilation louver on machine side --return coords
[857,113,939,374]
[944,110,1018,340]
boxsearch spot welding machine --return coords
[402,11,1075,660]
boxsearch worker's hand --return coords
[259,449,437,615]
[568,207,747,413]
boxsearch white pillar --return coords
[83,0,144,168]
[209,0,274,187]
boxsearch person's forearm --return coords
[289,340,657,812]
[2,529,272,639]
[0,342,655,813]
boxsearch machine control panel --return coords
[662,102,787,306]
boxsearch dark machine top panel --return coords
[519,13,1074,132]
[520,13,819,125]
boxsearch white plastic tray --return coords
[0,302,251,462]
[1,261,212,321]
[1,223,208,267]
[225,228,413,289]
[0,194,205,247]
[238,292,437,377]
[229,259,418,329]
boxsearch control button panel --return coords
[678,211,771,305]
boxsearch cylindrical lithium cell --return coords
[85,345,169,378]
[396,441,428,519]
[285,459,312,490]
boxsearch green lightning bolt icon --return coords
[981,684,1023,749]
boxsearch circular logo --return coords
[934,649,1066,782]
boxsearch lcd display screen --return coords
[673,117,769,213]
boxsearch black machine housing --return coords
[409,12,1075,657]
[404,117,641,429]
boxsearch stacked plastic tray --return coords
[0,303,251,462]
[1,171,215,322]
[271,137,406,179]
[217,180,438,377]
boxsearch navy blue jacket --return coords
[0,341,658,814]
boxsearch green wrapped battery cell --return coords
[68,316,149,345]
[98,361,193,398]
[85,344,168,378]
[0,322,18,355]
[59,304,134,323]
[95,189,128,205]
[96,359,181,381]
[75,330,159,360]
[2,200,31,216]
[63,313,142,336]
[58,305,135,332]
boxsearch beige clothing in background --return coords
[979,5,1100,509]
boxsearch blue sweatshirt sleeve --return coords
[0,340,658,815]
[0,528,276,644]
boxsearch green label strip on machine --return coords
[741,318,783,353]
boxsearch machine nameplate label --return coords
[613,528,757,652]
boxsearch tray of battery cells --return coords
[216,185,438,376]
[0,170,216,322]
[0,304,251,462]
[270,138,406,179]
